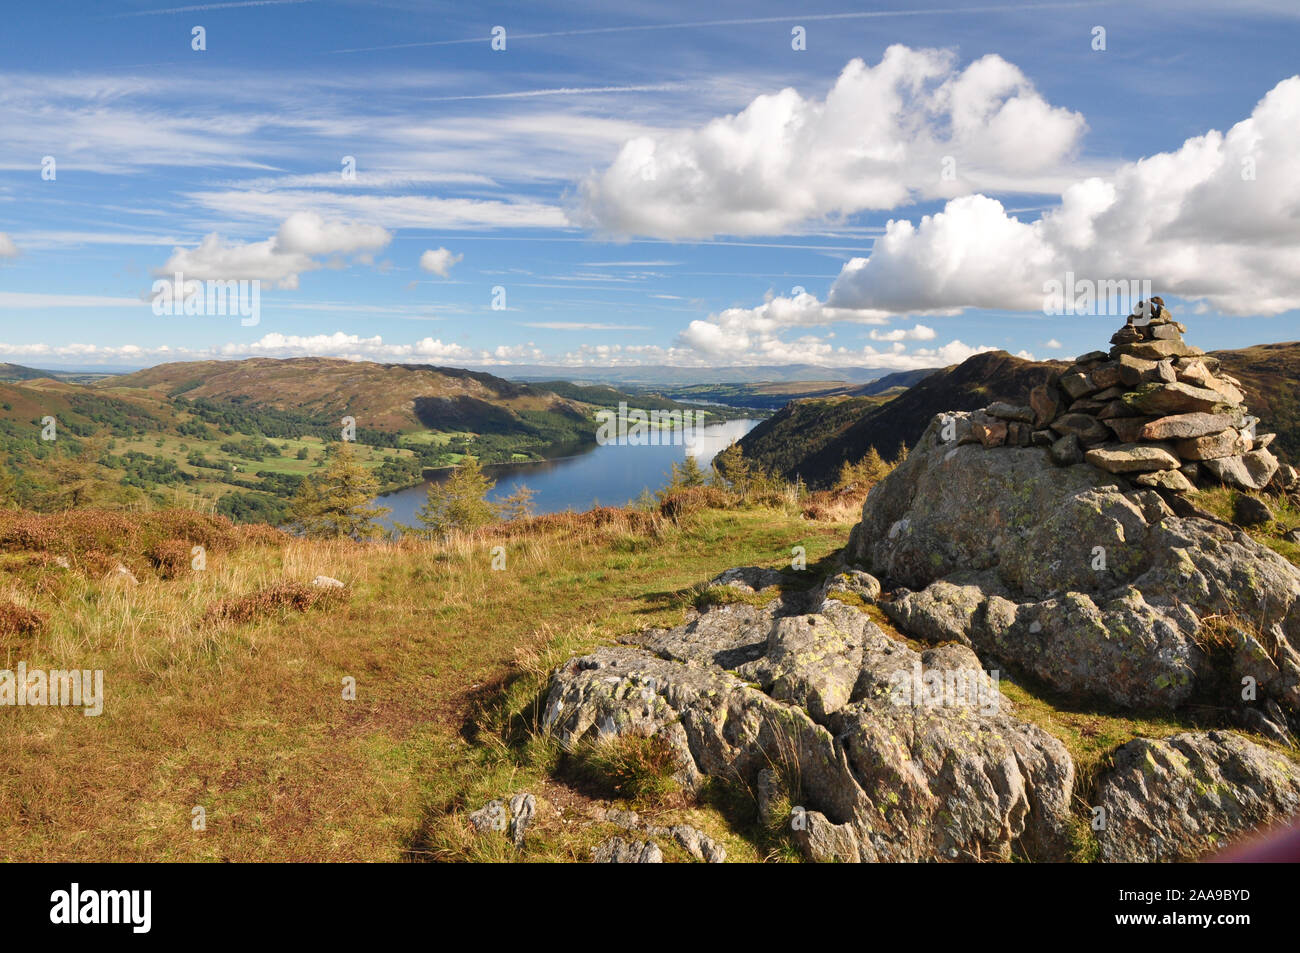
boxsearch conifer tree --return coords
[672,454,707,488]
[416,456,500,537]
[291,441,389,539]
[712,441,751,493]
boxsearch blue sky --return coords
[1,0,1299,373]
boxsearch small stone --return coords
[1059,370,1097,400]
[669,825,727,863]
[1140,411,1243,442]
[508,793,536,849]
[1233,496,1274,527]
[1117,353,1160,386]
[1116,338,1198,360]
[1201,449,1280,491]
[591,837,663,863]
[970,412,1008,448]
[1175,359,1215,387]
[1106,417,1156,443]
[1029,383,1060,428]
[1075,350,1109,365]
[1050,413,1111,445]
[1097,400,1135,420]
[985,402,1034,423]
[469,800,507,834]
[1283,529,1300,545]
[1048,433,1083,466]
[311,574,345,588]
[1085,444,1181,474]
[1124,382,1234,416]
[1174,429,1252,461]
[1134,469,1195,493]
[1090,363,1124,390]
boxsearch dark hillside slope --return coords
[1213,341,1300,463]
[740,351,1066,486]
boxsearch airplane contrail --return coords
[110,0,315,17]
[421,83,684,103]
[332,2,1108,54]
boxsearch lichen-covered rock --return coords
[819,569,882,604]
[848,414,1300,721]
[543,587,1075,863]
[1095,731,1300,862]
[591,836,663,863]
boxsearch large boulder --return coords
[1095,731,1300,862]
[543,583,1076,863]
[848,413,1300,721]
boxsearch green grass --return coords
[0,502,848,861]
[4,484,1298,863]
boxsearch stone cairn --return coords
[964,296,1298,494]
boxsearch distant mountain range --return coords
[490,363,900,386]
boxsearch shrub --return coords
[145,538,193,579]
[0,600,47,640]
[204,582,346,625]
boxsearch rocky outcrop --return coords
[544,574,1076,863]
[847,414,1300,727]
[540,297,1300,863]
[1095,731,1300,861]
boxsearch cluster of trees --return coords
[287,442,537,541]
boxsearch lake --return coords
[378,418,760,528]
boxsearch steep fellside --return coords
[1215,341,1300,464]
[739,351,1066,486]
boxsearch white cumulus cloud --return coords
[157,212,391,290]
[419,247,463,277]
[825,75,1300,317]
[579,45,1085,239]
[0,233,17,258]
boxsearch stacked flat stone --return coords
[965,297,1297,494]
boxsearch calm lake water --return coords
[378,418,760,527]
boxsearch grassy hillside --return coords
[111,358,586,433]
[739,351,1065,486]
[3,478,1293,862]
[1214,341,1300,463]
[0,498,852,861]
[734,341,1300,489]
[0,363,55,382]
[719,393,903,482]
[658,369,933,412]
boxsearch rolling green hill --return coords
[0,357,732,525]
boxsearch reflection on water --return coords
[378,418,759,527]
